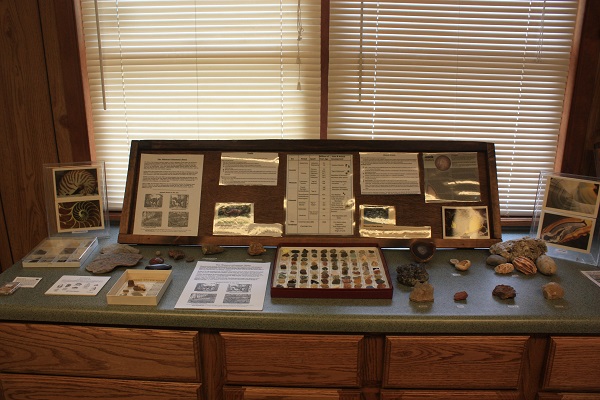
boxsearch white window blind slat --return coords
[82,0,321,209]
[328,0,579,217]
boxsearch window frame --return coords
[69,0,596,225]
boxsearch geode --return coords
[396,263,429,287]
[489,237,547,262]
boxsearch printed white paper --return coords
[360,152,420,195]
[45,275,110,296]
[175,261,270,310]
[133,153,203,236]
[286,154,354,235]
[219,152,279,186]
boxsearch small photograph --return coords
[54,167,99,197]
[57,200,104,231]
[443,206,490,239]
[544,176,599,218]
[223,293,251,304]
[169,194,189,209]
[141,211,162,228]
[216,203,252,219]
[538,210,595,253]
[195,283,219,292]
[144,194,163,208]
[227,283,251,293]
[188,293,217,304]
[361,205,396,226]
[168,211,189,228]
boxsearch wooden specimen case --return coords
[118,139,501,248]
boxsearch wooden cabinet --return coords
[537,337,600,400]
[1,323,600,400]
[0,323,201,400]
[383,336,528,389]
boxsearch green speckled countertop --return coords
[1,226,599,334]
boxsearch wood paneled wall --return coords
[0,0,598,271]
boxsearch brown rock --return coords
[492,284,516,300]
[168,249,186,260]
[248,241,267,256]
[542,282,565,299]
[201,244,225,255]
[409,282,434,302]
[454,291,468,301]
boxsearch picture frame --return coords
[43,161,110,238]
[530,171,600,265]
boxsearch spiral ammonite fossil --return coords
[58,170,97,196]
[58,200,102,229]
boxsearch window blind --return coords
[328,0,579,217]
[80,0,321,209]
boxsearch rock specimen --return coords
[536,255,557,276]
[489,237,547,262]
[492,284,517,300]
[168,249,186,260]
[201,244,225,255]
[86,253,143,274]
[248,242,267,256]
[486,254,507,266]
[396,263,429,287]
[454,291,468,301]
[449,259,471,271]
[494,263,514,274]
[513,256,537,275]
[542,282,565,299]
[148,256,164,265]
[100,243,140,254]
[410,282,434,302]
[410,240,436,263]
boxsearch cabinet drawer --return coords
[383,336,528,389]
[543,337,600,391]
[538,394,600,400]
[380,390,520,400]
[0,374,200,400]
[0,323,200,382]
[223,386,362,400]
[221,332,362,387]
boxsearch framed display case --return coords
[530,171,600,265]
[118,139,502,249]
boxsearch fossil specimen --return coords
[248,241,267,256]
[201,244,225,255]
[58,201,102,229]
[494,263,514,274]
[86,253,143,274]
[449,259,471,271]
[489,237,547,262]
[58,169,97,196]
[536,255,557,276]
[513,256,537,275]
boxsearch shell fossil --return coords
[494,263,514,274]
[58,200,102,229]
[512,256,537,275]
[449,259,471,271]
[58,170,97,196]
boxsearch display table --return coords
[0,225,599,400]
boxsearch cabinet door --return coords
[543,337,600,391]
[538,394,600,400]
[0,374,200,400]
[223,386,362,400]
[383,336,528,389]
[221,332,363,387]
[0,323,200,382]
[380,390,519,400]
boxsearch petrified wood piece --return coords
[86,253,143,274]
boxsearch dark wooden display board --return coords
[119,140,502,248]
